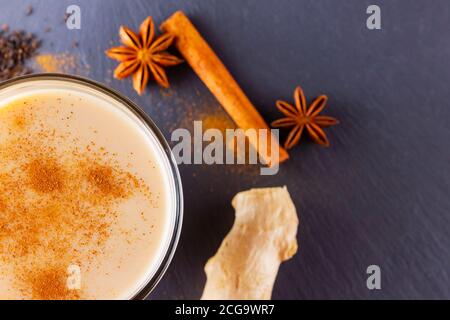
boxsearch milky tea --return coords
[0,78,178,299]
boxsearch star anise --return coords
[105,16,183,95]
[271,86,339,149]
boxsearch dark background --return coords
[1,0,449,299]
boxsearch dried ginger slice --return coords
[201,186,299,300]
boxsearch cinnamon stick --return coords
[161,11,289,166]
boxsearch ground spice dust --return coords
[34,53,90,75]
[88,164,125,198]
[201,113,235,133]
[27,266,80,300]
[158,91,260,176]
[34,53,75,73]
[26,158,64,193]
[0,98,152,299]
[0,197,6,212]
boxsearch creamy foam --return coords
[0,80,176,299]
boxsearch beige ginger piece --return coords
[201,187,299,300]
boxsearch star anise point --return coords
[272,86,339,150]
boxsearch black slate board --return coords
[1,0,449,299]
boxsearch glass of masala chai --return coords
[0,74,183,300]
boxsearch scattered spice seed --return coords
[0,28,40,80]
[44,26,52,33]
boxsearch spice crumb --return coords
[25,5,33,16]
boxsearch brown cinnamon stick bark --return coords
[161,11,289,166]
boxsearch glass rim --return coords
[0,73,184,300]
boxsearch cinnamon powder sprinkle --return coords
[34,53,91,76]
[28,266,80,300]
[26,158,64,193]
[34,53,76,73]
[0,96,153,299]
[88,164,125,198]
